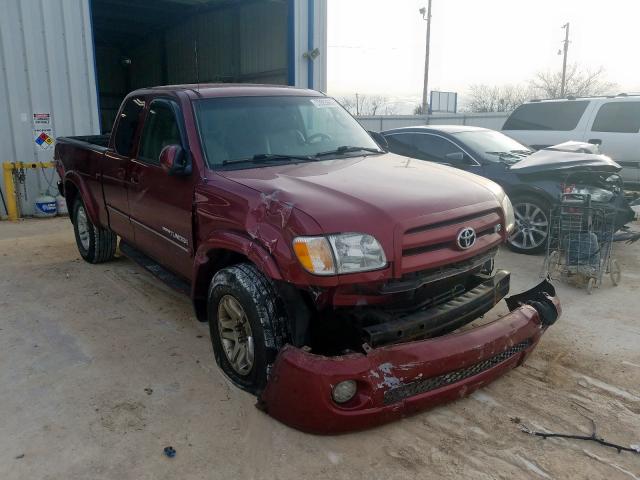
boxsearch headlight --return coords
[328,233,387,273]
[292,233,387,275]
[565,185,614,203]
[484,181,515,234]
[502,195,516,234]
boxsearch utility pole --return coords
[420,1,432,115]
[355,93,360,116]
[560,22,570,97]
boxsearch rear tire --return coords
[207,263,290,395]
[507,194,551,255]
[72,198,117,263]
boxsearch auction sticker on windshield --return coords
[310,98,337,108]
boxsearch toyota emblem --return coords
[457,227,476,249]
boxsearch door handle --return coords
[588,138,602,145]
[131,174,139,184]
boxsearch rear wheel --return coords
[207,263,290,394]
[507,195,550,255]
[72,198,117,263]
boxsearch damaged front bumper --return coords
[258,280,560,434]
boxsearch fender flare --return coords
[191,230,284,299]
[63,172,100,225]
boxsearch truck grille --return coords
[401,210,503,274]
[383,339,532,405]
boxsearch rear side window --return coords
[114,97,145,156]
[591,102,640,133]
[503,101,589,131]
[385,133,415,157]
[412,134,462,161]
[138,102,182,164]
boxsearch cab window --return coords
[138,101,182,164]
[113,97,145,156]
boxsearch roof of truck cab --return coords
[131,83,324,99]
[382,125,490,135]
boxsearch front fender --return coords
[191,231,283,298]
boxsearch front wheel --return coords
[207,263,290,394]
[72,198,117,263]
[507,195,550,255]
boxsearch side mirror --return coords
[159,144,191,176]
[368,131,389,151]
[444,151,465,163]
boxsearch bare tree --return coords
[337,94,393,116]
[531,64,617,99]
[464,84,533,113]
[337,96,358,115]
[382,103,399,115]
[366,95,387,116]
[413,104,426,115]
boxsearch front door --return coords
[128,98,195,280]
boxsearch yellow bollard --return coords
[2,161,56,221]
[2,162,18,221]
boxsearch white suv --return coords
[502,95,640,186]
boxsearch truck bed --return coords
[58,134,110,150]
[55,134,111,228]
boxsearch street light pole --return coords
[560,22,570,98]
[420,0,432,115]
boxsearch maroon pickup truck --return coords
[55,84,560,433]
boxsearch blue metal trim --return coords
[307,0,314,89]
[88,0,102,132]
[287,0,296,86]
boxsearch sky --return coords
[327,0,640,109]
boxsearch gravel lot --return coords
[1,217,639,480]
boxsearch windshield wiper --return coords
[222,153,313,166]
[315,146,384,157]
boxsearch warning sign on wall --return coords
[33,113,51,126]
[32,112,54,150]
[34,129,54,150]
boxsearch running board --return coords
[119,241,191,296]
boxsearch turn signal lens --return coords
[292,236,335,275]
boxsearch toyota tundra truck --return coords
[55,84,560,434]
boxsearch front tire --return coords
[207,263,290,394]
[507,195,551,255]
[72,198,117,263]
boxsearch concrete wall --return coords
[0,0,100,217]
[357,112,510,132]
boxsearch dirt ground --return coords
[1,217,639,480]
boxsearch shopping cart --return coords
[543,193,620,294]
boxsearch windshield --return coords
[452,130,531,163]
[194,95,381,168]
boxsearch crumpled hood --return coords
[511,141,621,174]
[220,153,502,234]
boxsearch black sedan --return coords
[380,125,634,254]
